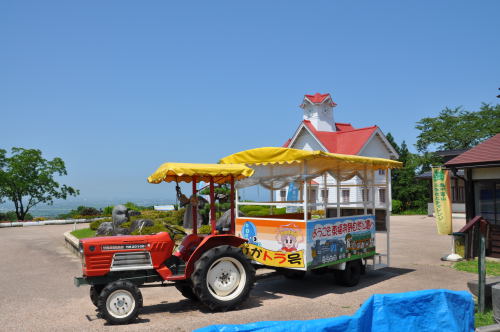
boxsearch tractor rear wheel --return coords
[97,280,143,325]
[335,259,362,287]
[191,245,255,311]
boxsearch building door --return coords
[475,181,500,225]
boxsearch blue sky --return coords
[1,0,499,205]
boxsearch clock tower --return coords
[300,93,337,132]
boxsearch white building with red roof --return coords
[278,93,399,217]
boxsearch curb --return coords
[0,217,104,228]
[64,231,82,258]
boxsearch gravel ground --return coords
[0,216,473,331]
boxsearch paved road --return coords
[0,216,473,331]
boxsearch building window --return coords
[378,169,386,176]
[309,189,317,203]
[280,189,286,201]
[379,188,386,203]
[321,188,329,202]
[342,189,350,203]
[362,189,370,202]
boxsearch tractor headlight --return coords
[78,241,84,254]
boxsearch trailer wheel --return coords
[280,269,306,280]
[90,285,104,307]
[97,280,143,325]
[174,281,198,301]
[191,245,255,311]
[335,259,362,287]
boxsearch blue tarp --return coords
[196,289,474,332]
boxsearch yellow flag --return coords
[432,167,453,235]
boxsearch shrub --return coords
[102,206,114,216]
[131,223,166,235]
[392,200,403,214]
[33,217,47,221]
[198,225,212,234]
[0,211,33,221]
[169,208,185,226]
[77,206,101,216]
[124,202,152,211]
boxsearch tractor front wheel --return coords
[90,285,104,307]
[97,280,143,325]
[174,281,198,301]
[191,245,255,311]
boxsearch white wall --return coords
[292,127,325,151]
[472,167,500,180]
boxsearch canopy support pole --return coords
[323,173,328,216]
[210,178,216,235]
[371,170,376,215]
[192,176,198,235]
[336,169,341,218]
[386,168,391,267]
[230,175,235,234]
[363,167,368,215]
[303,162,308,221]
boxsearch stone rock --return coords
[96,222,114,236]
[128,210,141,217]
[475,323,500,332]
[129,219,154,233]
[114,227,130,236]
[467,276,500,307]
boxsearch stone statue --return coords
[176,185,203,229]
[216,208,245,231]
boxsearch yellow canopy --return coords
[219,147,402,170]
[147,162,255,184]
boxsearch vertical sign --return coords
[432,167,452,235]
[286,182,299,213]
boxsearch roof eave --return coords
[445,161,500,169]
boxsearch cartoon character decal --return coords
[241,221,261,246]
[276,223,303,252]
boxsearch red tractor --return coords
[74,163,255,324]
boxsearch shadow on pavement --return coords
[107,266,414,322]
[252,266,415,298]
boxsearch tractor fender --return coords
[184,234,247,278]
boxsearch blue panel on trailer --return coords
[306,215,376,269]
[196,289,474,332]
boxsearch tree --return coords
[385,134,429,211]
[415,103,500,152]
[0,148,79,220]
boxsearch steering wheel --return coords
[164,223,187,237]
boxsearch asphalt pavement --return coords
[0,216,473,331]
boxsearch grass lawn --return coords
[71,228,96,239]
[453,259,500,276]
[475,309,495,328]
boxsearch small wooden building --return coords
[445,134,500,257]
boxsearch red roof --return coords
[283,120,377,155]
[301,93,337,107]
[445,134,500,167]
[335,122,355,131]
[305,93,330,103]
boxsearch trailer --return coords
[219,147,402,284]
